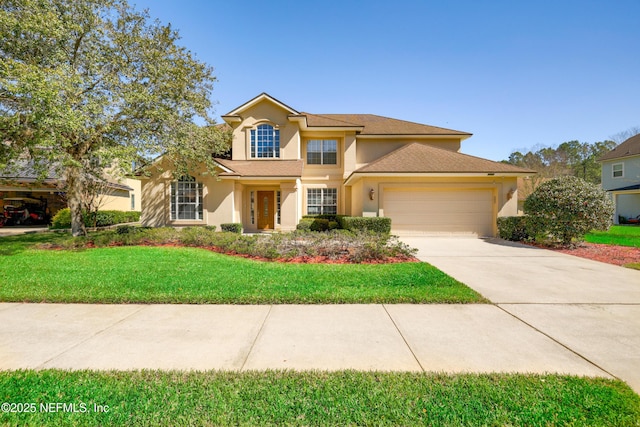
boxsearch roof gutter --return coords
[288,115,364,133]
[344,171,535,186]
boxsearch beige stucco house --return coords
[140,93,534,236]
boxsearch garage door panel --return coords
[385,189,494,236]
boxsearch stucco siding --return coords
[204,178,235,228]
[231,101,300,161]
[140,177,167,227]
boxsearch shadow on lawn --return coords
[0,232,69,256]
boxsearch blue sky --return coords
[131,0,639,161]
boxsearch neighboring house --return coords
[139,93,535,236]
[0,160,141,218]
[599,133,640,223]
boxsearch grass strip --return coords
[0,237,483,304]
[0,370,638,426]
[585,225,640,248]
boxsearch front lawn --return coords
[0,234,484,304]
[1,370,638,426]
[585,225,640,248]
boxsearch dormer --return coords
[222,93,302,161]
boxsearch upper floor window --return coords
[612,163,624,178]
[170,175,203,220]
[307,139,337,165]
[251,124,280,158]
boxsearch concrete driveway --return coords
[402,236,640,393]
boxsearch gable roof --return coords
[215,158,303,178]
[599,133,640,161]
[302,113,471,137]
[222,93,299,120]
[223,93,471,137]
[352,143,536,175]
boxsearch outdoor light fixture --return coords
[507,188,515,200]
[369,188,375,200]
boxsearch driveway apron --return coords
[402,236,640,393]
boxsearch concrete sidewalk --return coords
[0,303,608,377]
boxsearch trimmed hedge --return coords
[340,216,391,234]
[497,216,530,241]
[298,216,391,234]
[50,208,141,229]
[299,215,344,232]
[220,223,243,234]
[302,214,348,225]
[296,218,315,231]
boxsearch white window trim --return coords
[612,163,624,178]
[306,139,338,165]
[170,176,203,221]
[306,187,338,215]
[250,123,280,159]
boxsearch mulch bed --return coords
[39,241,419,264]
[546,243,640,266]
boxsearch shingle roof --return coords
[599,133,640,161]
[0,160,133,191]
[301,113,471,136]
[354,143,537,174]
[215,159,303,177]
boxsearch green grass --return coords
[0,370,638,426]
[585,225,640,248]
[0,234,484,304]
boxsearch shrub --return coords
[220,223,242,234]
[115,225,136,235]
[340,216,392,234]
[297,217,337,232]
[523,176,614,246]
[44,227,418,263]
[50,208,72,229]
[497,216,530,241]
[296,218,314,231]
[50,208,140,229]
[302,214,341,223]
[310,218,330,232]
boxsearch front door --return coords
[257,191,275,230]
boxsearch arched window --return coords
[170,176,203,220]
[250,124,280,158]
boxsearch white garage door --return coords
[384,189,494,236]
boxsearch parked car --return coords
[2,197,49,225]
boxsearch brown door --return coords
[257,191,275,230]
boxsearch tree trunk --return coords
[64,165,87,237]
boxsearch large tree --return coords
[505,140,616,186]
[0,0,229,235]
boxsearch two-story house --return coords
[599,133,640,223]
[139,93,534,236]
